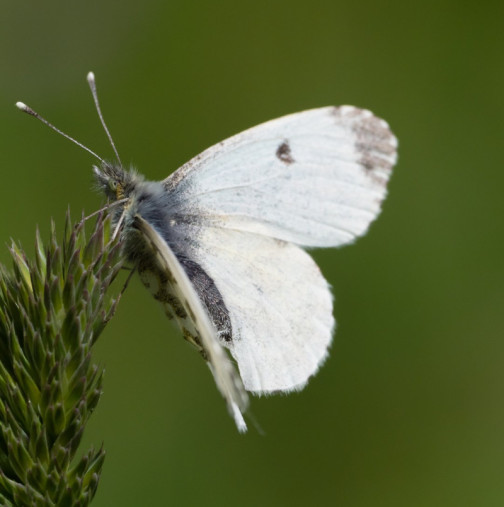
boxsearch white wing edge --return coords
[134,215,249,432]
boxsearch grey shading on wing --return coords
[133,214,249,431]
[161,106,397,394]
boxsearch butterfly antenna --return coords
[15,102,105,164]
[87,72,123,167]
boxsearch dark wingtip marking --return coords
[332,106,397,179]
[276,140,295,164]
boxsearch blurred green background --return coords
[2,1,504,506]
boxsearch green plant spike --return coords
[0,211,123,506]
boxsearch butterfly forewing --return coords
[164,106,397,248]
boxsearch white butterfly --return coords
[17,73,398,432]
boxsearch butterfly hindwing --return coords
[132,214,249,431]
[188,226,334,393]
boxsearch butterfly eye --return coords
[108,180,117,192]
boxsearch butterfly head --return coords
[93,163,143,202]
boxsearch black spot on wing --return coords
[276,140,295,165]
